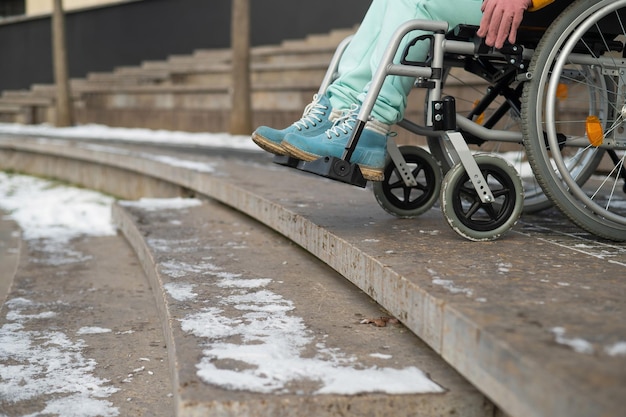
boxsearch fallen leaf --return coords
[359,316,399,327]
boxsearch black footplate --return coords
[273,155,367,188]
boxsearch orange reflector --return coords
[556,83,568,100]
[586,115,604,147]
[473,100,485,125]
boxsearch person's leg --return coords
[369,0,484,125]
[326,0,387,112]
[283,0,484,181]
[252,0,386,155]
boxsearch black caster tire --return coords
[373,146,442,218]
[440,154,523,241]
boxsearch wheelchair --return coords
[276,0,626,242]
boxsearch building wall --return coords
[0,0,25,18]
[26,0,130,15]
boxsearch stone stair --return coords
[0,28,357,134]
[0,25,488,147]
[1,135,625,417]
[0,140,493,417]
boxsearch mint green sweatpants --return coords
[326,0,484,125]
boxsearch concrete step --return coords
[77,84,320,112]
[0,213,174,416]
[27,83,90,100]
[281,28,357,49]
[0,26,356,128]
[112,197,492,416]
[86,31,350,87]
[85,71,169,85]
[0,103,24,124]
[85,58,331,89]
[147,45,336,71]
[0,91,53,124]
[182,48,233,62]
[169,62,329,88]
[0,216,20,307]
[0,90,52,106]
[0,103,22,113]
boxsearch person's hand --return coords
[477,0,532,49]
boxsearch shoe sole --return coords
[251,133,288,156]
[282,142,384,182]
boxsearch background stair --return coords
[0,26,487,146]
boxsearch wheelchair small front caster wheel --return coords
[440,154,523,241]
[373,146,442,218]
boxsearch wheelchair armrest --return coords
[447,24,523,65]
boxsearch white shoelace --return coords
[325,104,361,139]
[292,94,329,130]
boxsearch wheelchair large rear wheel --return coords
[522,0,626,241]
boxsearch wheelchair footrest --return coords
[273,155,367,188]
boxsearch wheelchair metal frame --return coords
[275,0,626,241]
[321,19,529,202]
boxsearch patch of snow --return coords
[0,298,119,416]
[180,272,443,395]
[605,341,626,357]
[164,282,197,302]
[551,327,594,354]
[0,122,259,152]
[119,197,203,211]
[77,327,113,335]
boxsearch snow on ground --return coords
[0,172,116,242]
[0,298,120,417]
[0,171,121,416]
[0,122,261,152]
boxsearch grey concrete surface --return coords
[0,135,624,417]
[0,227,174,416]
[113,197,493,417]
[0,216,20,307]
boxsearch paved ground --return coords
[114,196,493,416]
[0,135,625,417]
[0,195,491,417]
[0,217,173,417]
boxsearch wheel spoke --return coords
[464,199,483,219]
[388,177,404,190]
[458,184,483,218]
[403,187,413,202]
[492,187,510,199]
[482,203,500,220]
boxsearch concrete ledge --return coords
[0,215,20,306]
[112,197,492,416]
[0,143,189,200]
[0,136,624,417]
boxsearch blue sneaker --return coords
[251,94,338,156]
[282,106,389,181]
